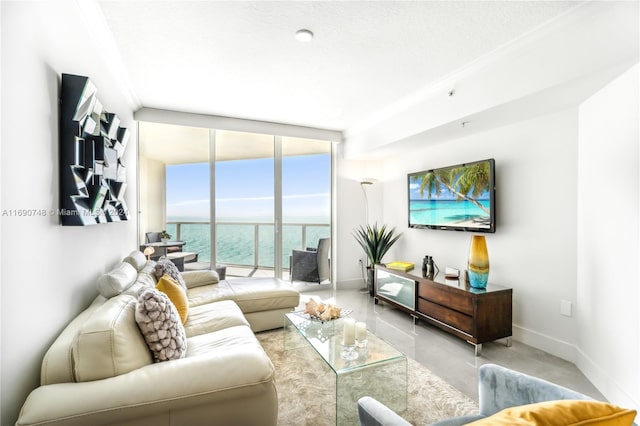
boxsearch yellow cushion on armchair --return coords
[466,400,636,426]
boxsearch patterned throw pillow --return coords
[135,287,187,362]
[154,256,186,290]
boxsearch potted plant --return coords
[353,223,402,296]
[160,230,171,243]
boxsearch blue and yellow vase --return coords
[468,235,489,289]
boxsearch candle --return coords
[343,318,356,346]
[355,322,367,341]
[355,321,368,348]
[356,322,367,340]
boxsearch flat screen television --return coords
[408,158,495,233]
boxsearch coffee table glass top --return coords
[284,312,405,374]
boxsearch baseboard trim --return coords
[576,348,640,418]
[512,324,578,363]
[336,278,366,290]
[513,325,639,420]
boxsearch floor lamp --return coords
[359,179,374,294]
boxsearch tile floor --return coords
[290,281,605,403]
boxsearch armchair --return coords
[358,363,608,426]
[290,238,330,284]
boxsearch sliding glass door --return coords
[215,130,276,277]
[139,122,211,265]
[281,137,331,280]
[139,121,333,281]
[165,162,211,265]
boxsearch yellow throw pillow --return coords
[156,274,189,324]
[466,400,636,426]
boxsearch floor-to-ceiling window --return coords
[139,122,211,262]
[215,130,276,277]
[281,137,331,275]
[165,162,211,264]
[139,121,333,281]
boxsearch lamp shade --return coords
[143,246,155,260]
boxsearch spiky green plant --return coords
[353,223,402,265]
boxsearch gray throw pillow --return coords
[135,287,187,362]
[154,256,186,290]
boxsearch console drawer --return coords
[418,284,473,315]
[418,298,473,334]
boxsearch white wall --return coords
[139,156,166,242]
[374,109,580,360]
[1,2,138,425]
[577,64,639,414]
[334,150,385,288]
[337,63,640,415]
[336,2,638,413]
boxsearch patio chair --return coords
[144,232,198,271]
[145,232,181,253]
[290,238,330,284]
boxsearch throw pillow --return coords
[156,274,189,324]
[182,269,220,289]
[96,262,138,298]
[154,256,186,290]
[122,250,147,272]
[466,400,637,426]
[135,287,187,362]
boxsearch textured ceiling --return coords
[99,1,579,132]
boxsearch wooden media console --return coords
[375,265,512,356]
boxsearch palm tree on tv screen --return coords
[414,162,491,215]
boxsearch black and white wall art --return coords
[59,73,129,225]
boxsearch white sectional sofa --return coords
[16,250,300,426]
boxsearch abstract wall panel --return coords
[59,73,129,225]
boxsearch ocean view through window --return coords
[165,134,331,274]
[140,121,332,279]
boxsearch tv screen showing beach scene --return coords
[408,159,495,233]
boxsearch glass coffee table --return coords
[284,312,407,425]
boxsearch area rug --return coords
[257,329,478,426]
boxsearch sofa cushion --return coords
[466,400,637,426]
[96,262,138,298]
[186,278,299,313]
[186,324,269,361]
[72,295,152,382]
[123,250,147,272]
[223,277,301,313]
[135,287,187,362]
[182,269,219,288]
[154,256,186,289]
[156,274,189,324]
[188,280,236,307]
[118,261,158,298]
[41,295,107,385]
[184,300,249,337]
[185,325,275,390]
[135,261,158,288]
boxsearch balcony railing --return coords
[166,220,330,270]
